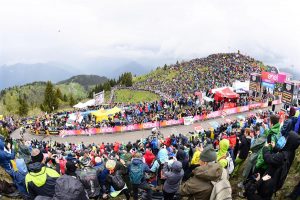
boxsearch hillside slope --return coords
[134,53,263,97]
[0,82,88,116]
[57,75,108,89]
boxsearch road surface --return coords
[11,106,280,144]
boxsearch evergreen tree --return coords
[56,88,63,100]
[163,64,168,70]
[69,94,76,106]
[63,94,68,102]
[41,81,59,112]
[18,97,29,116]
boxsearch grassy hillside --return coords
[57,74,108,89]
[114,89,160,103]
[0,82,88,116]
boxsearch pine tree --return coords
[18,98,29,116]
[69,94,76,106]
[63,94,68,102]
[56,88,63,100]
[41,81,59,112]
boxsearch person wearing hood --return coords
[217,139,230,168]
[144,149,155,167]
[162,160,184,200]
[281,107,298,137]
[0,139,15,176]
[129,153,152,200]
[180,145,223,200]
[244,131,300,200]
[25,148,60,199]
[255,115,281,174]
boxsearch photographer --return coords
[0,138,15,176]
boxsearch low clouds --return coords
[0,0,299,70]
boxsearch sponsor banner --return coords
[142,122,159,129]
[237,106,249,113]
[161,119,184,127]
[59,102,279,136]
[282,82,294,104]
[207,111,221,119]
[261,71,286,84]
[249,103,261,109]
[183,116,194,125]
[193,115,204,121]
[262,81,275,89]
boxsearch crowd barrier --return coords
[57,100,281,137]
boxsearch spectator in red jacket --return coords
[144,149,155,167]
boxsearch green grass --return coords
[0,82,88,117]
[114,89,160,103]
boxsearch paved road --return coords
[11,106,281,145]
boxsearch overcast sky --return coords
[0,0,300,70]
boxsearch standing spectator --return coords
[161,160,184,200]
[129,153,152,200]
[180,145,223,200]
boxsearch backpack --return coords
[110,174,125,191]
[210,169,232,200]
[54,175,89,200]
[129,161,144,184]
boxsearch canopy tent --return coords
[92,107,122,122]
[214,87,239,101]
[232,80,250,93]
[73,102,85,109]
[83,99,96,107]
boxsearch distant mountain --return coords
[77,58,150,78]
[0,63,75,89]
[57,75,109,89]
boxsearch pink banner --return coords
[207,111,221,119]
[249,103,261,109]
[261,71,286,84]
[223,107,238,115]
[59,101,278,137]
[142,122,159,129]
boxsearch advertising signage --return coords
[282,82,294,104]
[261,71,286,84]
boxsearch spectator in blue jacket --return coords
[0,139,15,176]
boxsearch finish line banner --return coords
[59,100,281,137]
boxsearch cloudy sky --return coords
[0,0,300,71]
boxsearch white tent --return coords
[83,99,95,107]
[73,102,85,109]
[232,80,250,92]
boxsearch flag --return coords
[94,91,105,105]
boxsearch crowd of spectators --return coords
[134,53,261,98]
[0,108,300,200]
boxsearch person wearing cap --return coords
[180,145,223,200]
[76,157,101,199]
[25,148,60,199]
